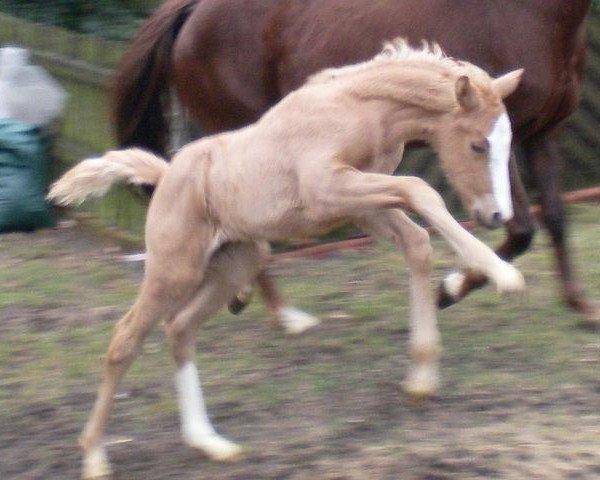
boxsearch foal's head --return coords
[433,68,523,229]
[310,38,523,229]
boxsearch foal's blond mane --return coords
[307,37,497,113]
[308,38,483,84]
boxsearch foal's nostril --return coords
[475,210,503,229]
[487,211,503,229]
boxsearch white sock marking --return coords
[176,362,216,439]
[175,362,242,460]
[487,112,513,221]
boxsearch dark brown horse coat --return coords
[112,0,596,320]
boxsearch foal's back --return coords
[184,57,467,241]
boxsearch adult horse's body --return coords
[113,0,597,322]
[52,41,525,478]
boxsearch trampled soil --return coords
[1,220,599,480]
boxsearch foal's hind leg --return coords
[166,241,268,461]
[79,284,186,479]
[258,270,320,334]
[229,270,320,335]
[80,245,216,477]
[356,210,439,400]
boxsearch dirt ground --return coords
[1,209,599,480]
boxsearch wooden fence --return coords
[1,10,599,240]
[0,13,147,239]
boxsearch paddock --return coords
[1,204,598,479]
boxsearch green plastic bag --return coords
[0,119,55,233]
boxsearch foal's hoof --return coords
[278,307,320,335]
[81,447,113,479]
[186,433,243,462]
[82,472,112,480]
[228,286,254,315]
[493,262,525,296]
[402,365,439,405]
[403,385,438,409]
[228,297,249,315]
[204,440,243,463]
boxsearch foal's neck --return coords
[348,63,457,144]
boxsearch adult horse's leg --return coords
[166,241,268,461]
[526,133,600,324]
[438,152,536,305]
[356,210,439,399]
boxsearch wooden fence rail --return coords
[0,13,147,238]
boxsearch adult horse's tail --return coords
[47,149,168,206]
[111,0,200,154]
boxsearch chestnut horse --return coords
[50,40,525,477]
[112,0,597,323]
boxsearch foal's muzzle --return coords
[472,194,509,230]
[475,210,504,230]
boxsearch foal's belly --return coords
[217,197,349,242]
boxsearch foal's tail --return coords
[48,149,168,206]
[111,0,200,154]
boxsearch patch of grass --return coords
[0,258,76,307]
[0,204,599,479]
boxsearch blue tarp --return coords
[0,119,55,233]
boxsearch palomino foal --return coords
[48,40,525,479]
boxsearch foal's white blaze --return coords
[487,112,513,221]
[175,362,241,460]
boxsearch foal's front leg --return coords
[310,167,525,293]
[438,152,534,308]
[356,210,439,399]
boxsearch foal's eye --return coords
[470,140,489,154]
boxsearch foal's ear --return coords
[492,69,524,99]
[455,75,480,111]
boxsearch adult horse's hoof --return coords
[437,270,490,309]
[437,280,459,309]
[578,303,600,331]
